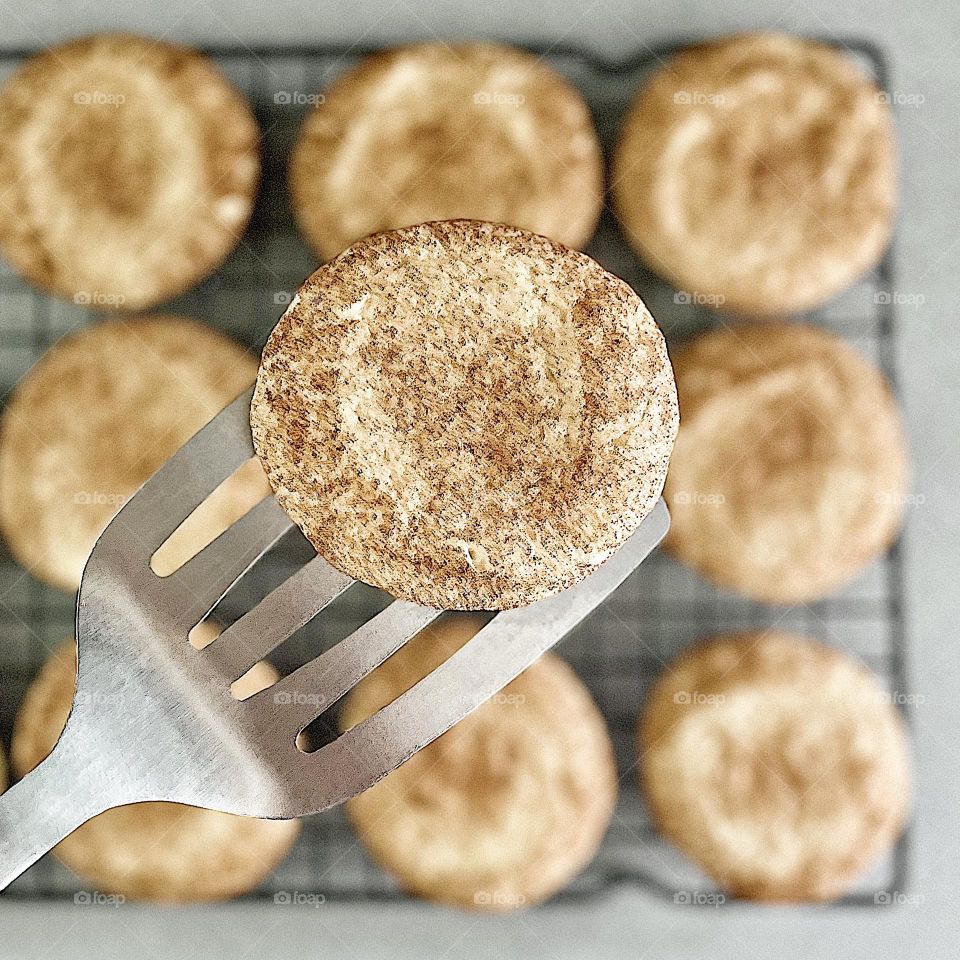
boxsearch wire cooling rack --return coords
[0,38,909,907]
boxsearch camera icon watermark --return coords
[473,889,526,907]
[273,890,326,907]
[875,689,926,707]
[74,689,125,708]
[875,291,926,308]
[874,890,924,906]
[74,890,125,907]
[274,690,322,708]
[674,290,726,308]
[73,90,126,107]
[73,490,130,508]
[876,91,926,107]
[673,691,726,706]
[672,490,725,506]
[673,889,726,907]
[673,91,726,106]
[274,91,326,106]
[73,290,127,308]
[473,90,526,107]
[874,491,925,508]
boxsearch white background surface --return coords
[0,1,957,957]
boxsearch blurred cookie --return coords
[11,640,299,902]
[289,42,603,259]
[638,631,911,901]
[612,33,896,315]
[0,33,259,310]
[664,323,908,603]
[342,615,617,910]
[0,316,270,591]
[252,220,677,609]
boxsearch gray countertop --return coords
[0,1,957,957]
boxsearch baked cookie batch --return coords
[0,315,270,590]
[639,632,911,902]
[342,615,619,908]
[289,42,604,258]
[612,33,896,316]
[0,35,260,311]
[0,31,911,907]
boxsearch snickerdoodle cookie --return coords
[289,42,603,259]
[251,220,678,610]
[342,615,617,910]
[638,631,911,901]
[0,316,271,591]
[612,33,896,316]
[664,323,908,603]
[0,34,259,310]
[11,640,299,902]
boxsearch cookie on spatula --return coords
[251,219,678,609]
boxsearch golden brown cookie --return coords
[0,34,259,310]
[11,640,299,903]
[612,33,896,316]
[342,615,617,910]
[252,219,678,610]
[289,42,603,259]
[0,316,271,591]
[664,323,908,603]
[638,631,911,901]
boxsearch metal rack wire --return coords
[0,38,908,906]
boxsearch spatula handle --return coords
[0,730,118,890]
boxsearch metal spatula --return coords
[0,385,669,890]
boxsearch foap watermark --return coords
[673,691,726,706]
[671,491,726,507]
[73,90,126,107]
[73,490,130,509]
[473,889,526,908]
[875,890,925,906]
[673,890,726,907]
[875,291,926,308]
[74,890,125,907]
[274,690,323,708]
[674,290,726,308]
[876,91,926,107]
[473,90,526,107]
[490,691,526,708]
[876,689,926,708]
[274,90,326,107]
[273,890,326,907]
[874,491,925,508]
[74,689,125,708]
[673,90,726,106]
[73,290,126,308]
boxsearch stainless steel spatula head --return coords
[0,386,669,890]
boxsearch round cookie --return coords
[289,42,603,259]
[252,219,678,610]
[0,316,271,591]
[342,615,617,910]
[0,34,259,310]
[11,640,299,902]
[638,631,911,901]
[612,33,896,316]
[664,323,908,603]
